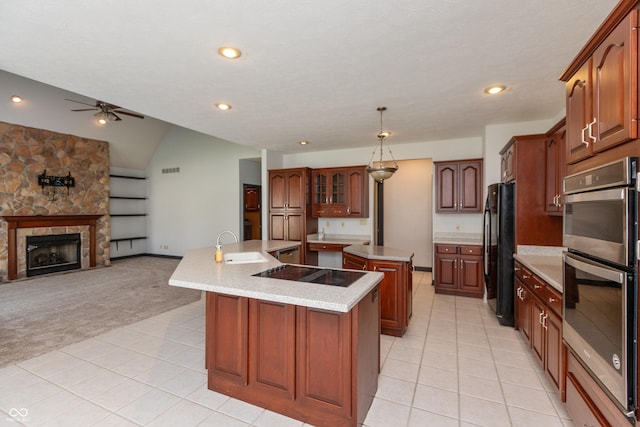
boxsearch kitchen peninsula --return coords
[169,240,384,427]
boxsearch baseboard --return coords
[110,253,183,261]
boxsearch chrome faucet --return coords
[216,230,238,246]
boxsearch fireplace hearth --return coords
[26,233,81,277]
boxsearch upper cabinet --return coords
[434,159,483,213]
[544,119,566,216]
[500,143,515,183]
[311,166,368,218]
[561,4,640,172]
[269,168,309,212]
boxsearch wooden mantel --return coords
[2,215,103,280]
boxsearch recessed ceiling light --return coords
[484,85,506,95]
[10,95,22,103]
[215,103,232,111]
[218,46,241,59]
[299,140,310,145]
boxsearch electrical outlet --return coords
[359,219,367,225]
[326,221,330,227]
[160,244,169,250]
[455,224,461,231]
[341,222,345,227]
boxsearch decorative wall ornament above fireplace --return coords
[38,170,75,200]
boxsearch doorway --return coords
[243,184,262,240]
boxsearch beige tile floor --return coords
[0,271,573,426]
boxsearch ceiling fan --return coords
[65,98,144,124]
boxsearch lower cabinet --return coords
[434,244,483,298]
[513,261,563,391]
[565,348,632,427]
[205,290,379,427]
[342,252,412,337]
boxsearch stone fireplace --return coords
[0,122,111,281]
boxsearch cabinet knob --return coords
[534,284,542,289]
[548,297,556,303]
[522,274,529,279]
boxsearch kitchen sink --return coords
[224,251,269,264]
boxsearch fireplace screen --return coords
[26,233,81,277]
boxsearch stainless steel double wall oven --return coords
[562,157,638,418]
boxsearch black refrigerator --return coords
[483,182,515,327]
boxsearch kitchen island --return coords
[342,244,414,337]
[169,240,384,427]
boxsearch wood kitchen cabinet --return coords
[342,251,412,337]
[561,4,640,173]
[500,144,515,183]
[434,159,483,213]
[433,244,483,298]
[268,168,317,265]
[544,119,566,216]
[500,134,563,247]
[513,260,563,391]
[205,287,380,427]
[312,166,368,218]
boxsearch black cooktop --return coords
[253,264,366,287]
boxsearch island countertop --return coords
[343,244,414,262]
[169,240,384,312]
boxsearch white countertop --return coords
[343,244,414,262]
[513,253,563,292]
[306,234,371,245]
[169,240,384,313]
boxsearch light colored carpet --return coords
[0,256,202,368]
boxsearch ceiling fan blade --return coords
[114,110,144,119]
[111,112,123,121]
[65,98,98,107]
[71,108,99,112]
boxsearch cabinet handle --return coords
[325,197,328,204]
[373,265,377,271]
[454,201,457,209]
[454,259,457,269]
[588,117,597,144]
[539,311,544,325]
[522,274,530,279]
[362,265,367,270]
[460,200,463,208]
[347,206,351,215]
[534,284,542,290]
[514,267,521,271]
[581,124,589,146]
[329,196,333,204]
[543,313,548,330]
[548,297,556,303]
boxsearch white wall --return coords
[146,126,260,256]
[383,159,432,268]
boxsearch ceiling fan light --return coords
[10,95,22,103]
[94,111,116,124]
[216,103,232,111]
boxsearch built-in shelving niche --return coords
[109,171,147,258]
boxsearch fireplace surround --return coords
[2,215,102,280]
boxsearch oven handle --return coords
[563,252,625,284]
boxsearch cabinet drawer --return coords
[459,245,481,255]
[543,285,562,317]
[308,242,345,252]
[435,244,458,254]
[514,263,533,285]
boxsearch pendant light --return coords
[366,106,398,182]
